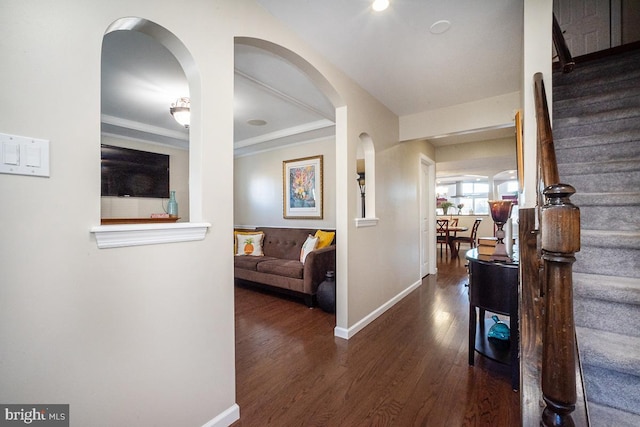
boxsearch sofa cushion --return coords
[258,228,320,260]
[234,231,264,256]
[314,230,335,248]
[256,259,304,279]
[300,235,318,263]
[234,255,278,271]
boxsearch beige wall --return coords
[0,1,241,425]
[1,0,548,424]
[0,0,417,425]
[345,139,434,326]
[234,138,336,229]
[435,137,516,166]
[100,136,190,220]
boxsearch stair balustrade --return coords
[519,73,587,426]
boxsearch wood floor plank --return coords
[233,257,520,426]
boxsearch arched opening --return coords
[100,17,200,225]
[356,133,376,223]
[232,37,347,333]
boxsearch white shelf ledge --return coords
[91,222,211,249]
[355,217,379,228]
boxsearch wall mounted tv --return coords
[101,144,170,198]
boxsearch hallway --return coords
[233,255,520,426]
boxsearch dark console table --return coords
[466,248,519,390]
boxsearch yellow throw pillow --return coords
[234,231,264,256]
[314,230,335,249]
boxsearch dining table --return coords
[438,224,469,257]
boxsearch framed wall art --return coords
[283,155,323,219]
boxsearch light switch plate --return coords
[0,132,50,177]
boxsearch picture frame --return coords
[283,155,323,219]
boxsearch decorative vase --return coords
[317,271,336,313]
[488,200,513,261]
[167,190,178,217]
[488,315,510,341]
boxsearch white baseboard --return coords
[334,279,422,339]
[201,404,240,427]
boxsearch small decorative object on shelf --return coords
[488,315,510,341]
[457,203,464,214]
[167,190,178,218]
[317,270,336,313]
[488,200,513,261]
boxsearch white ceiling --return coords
[101,0,523,174]
[255,0,523,116]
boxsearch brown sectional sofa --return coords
[234,227,336,306]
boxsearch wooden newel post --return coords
[540,184,581,426]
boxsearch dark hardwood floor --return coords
[233,255,520,426]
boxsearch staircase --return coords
[553,48,640,426]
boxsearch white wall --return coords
[522,0,553,208]
[234,138,335,229]
[100,136,190,220]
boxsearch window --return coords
[437,181,489,215]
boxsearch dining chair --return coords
[436,219,450,257]
[452,218,482,256]
[449,218,459,238]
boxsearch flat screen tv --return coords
[101,144,170,198]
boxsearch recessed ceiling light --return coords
[247,119,267,126]
[430,20,451,35]
[372,0,389,12]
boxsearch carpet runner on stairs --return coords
[553,47,640,426]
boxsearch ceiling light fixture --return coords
[372,0,389,12]
[170,97,190,128]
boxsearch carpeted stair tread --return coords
[574,273,640,305]
[575,296,640,338]
[574,246,640,279]
[571,192,640,207]
[556,139,640,163]
[576,327,640,377]
[588,401,640,427]
[554,57,640,87]
[559,158,640,175]
[553,114,640,139]
[554,86,640,118]
[554,129,640,150]
[553,106,640,129]
[574,230,640,278]
[582,364,640,415]
[554,49,640,87]
[561,168,639,193]
[579,229,640,249]
[554,48,640,424]
[554,66,640,99]
[572,196,640,231]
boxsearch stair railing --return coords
[530,72,583,426]
[553,13,575,73]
